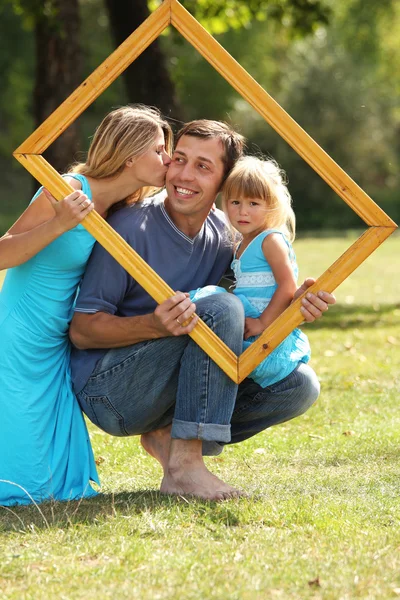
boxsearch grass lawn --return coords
[1,232,399,599]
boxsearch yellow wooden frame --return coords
[14,0,397,383]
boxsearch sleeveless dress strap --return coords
[67,174,92,199]
[257,229,287,243]
[256,229,293,256]
[234,229,288,259]
[30,173,92,204]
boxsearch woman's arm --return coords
[0,177,93,270]
[244,233,297,340]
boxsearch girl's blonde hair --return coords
[69,105,173,209]
[221,156,296,242]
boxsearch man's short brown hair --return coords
[176,120,245,184]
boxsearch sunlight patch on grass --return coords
[295,232,400,306]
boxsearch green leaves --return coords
[150,0,331,35]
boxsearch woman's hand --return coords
[0,185,94,270]
[43,189,94,234]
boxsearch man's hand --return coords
[294,278,336,322]
[153,292,199,336]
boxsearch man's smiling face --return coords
[164,135,226,233]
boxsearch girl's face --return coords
[127,127,171,188]
[226,196,268,238]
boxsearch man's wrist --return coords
[145,312,169,339]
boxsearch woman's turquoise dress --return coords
[0,174,99,506]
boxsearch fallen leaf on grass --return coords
[343,430,355,436]
[95,456,105,465]
[323,350,336,357]
[308,434,325,440]
[308,577,321,587]
[79,556,102,567]
[387,336,398,345]
[28,563,47,572]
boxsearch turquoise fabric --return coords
[233,229,310,387]
[0,174,99,506]
[190,229,310,388]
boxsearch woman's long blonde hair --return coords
[221,156,296,242]
[69,105,173,208]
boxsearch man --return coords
[70,120,334,500]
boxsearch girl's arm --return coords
[244,233,298,340]
[0,177,93,270]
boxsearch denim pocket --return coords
[88,341,152,382]
[78,392,128,437]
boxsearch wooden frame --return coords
[14,0,397,383]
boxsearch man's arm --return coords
[70,292,198,350]
[295,277,336,322]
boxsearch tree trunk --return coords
[104,0,182,120]
[33,0,81,176]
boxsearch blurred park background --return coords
[1,3,400,597]
[0,0,399,235]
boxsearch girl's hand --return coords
[244,317,265,340]
[43,188,94,233]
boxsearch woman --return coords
[0,105,172,505]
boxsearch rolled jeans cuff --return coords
[171,419,231,443]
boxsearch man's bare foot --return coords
[140,425,172,472]
[160,465,243,501]
[160,439,243,501]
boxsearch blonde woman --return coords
[0,105,172,506]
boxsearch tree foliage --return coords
[0,0,398,231]
[150,0,331,35]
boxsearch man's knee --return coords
[197,292,244,325]
[195,293,244,351]
[217,293,244,323]
[292,362,320,417]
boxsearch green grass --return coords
[1,232,400,599]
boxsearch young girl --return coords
[0,105,172,506]
[221,155,311,388]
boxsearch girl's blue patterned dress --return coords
[190,229,310,387]
[232,229,310,386]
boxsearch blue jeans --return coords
[77,294,244,443]
[224,361,319,453]
[77,296,320,450]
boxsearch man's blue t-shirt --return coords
[70,195,234,394]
